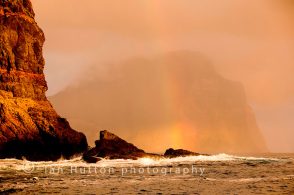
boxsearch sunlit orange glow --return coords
[32,0,294,152]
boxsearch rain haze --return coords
[31,0,294,153]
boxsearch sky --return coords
[31,0,294,152]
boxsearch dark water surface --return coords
[0,154,293,194]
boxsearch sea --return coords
[0,153,293,194]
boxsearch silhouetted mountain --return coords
[50,51,267,153]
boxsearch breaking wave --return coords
[0,153,279,171]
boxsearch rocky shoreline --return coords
[83,130,201,163]
[0,0,266,162]
[0,0,200,161]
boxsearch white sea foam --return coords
[0,154,279,171]
[96,153,278,167]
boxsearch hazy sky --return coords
[31,0,294,152]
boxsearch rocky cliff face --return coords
[0,0,87,160]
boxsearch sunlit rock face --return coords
[50,51,268,154]
[0,0,87,161]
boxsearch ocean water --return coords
[0,154,293,194]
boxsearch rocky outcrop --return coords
[83,130,151,163]
[83,130,205,163]
[0,0,88,161]
[164,148,199,158]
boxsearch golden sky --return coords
[32,0,294,152]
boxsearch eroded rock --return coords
[0,0,88,161]
[164,148,199,158]
[83,130,148,163]
[83,130,203,163]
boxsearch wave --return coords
[0,154,280,171]
[97,154,279,167]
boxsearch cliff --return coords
[0,0,87,160]
[50,52,268,153]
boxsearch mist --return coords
[32,0,294,152]
[50,52,268,153]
